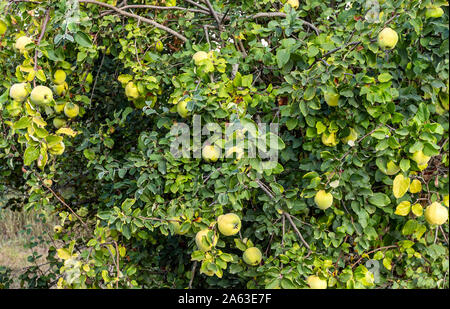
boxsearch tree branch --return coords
[249,12,320,35]
[33,8,50,87]
[79,0,188,43]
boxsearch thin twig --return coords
[33,9,50,87]
[188,261,198,289]
[79,0,188,42]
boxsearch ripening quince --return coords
[193,51,209,65]
[217,213,241,236]
[54,103,66,113]
[321,131,338,147]
[324,92,339,107]
[54,82,68,97]
[314,190,333,210]
[425,202,449,225]
[377,27,398,49]
[202,145,220,162]
[125,82,140,100]
[426,6,444,18]
[243,247,262,266]
[342,128,358,145]
[195,229,218,252]
[0,20,7,35]
[53,70,67,85]
[9,83,29,102]
[444,195,449,208]
[53,225,63,233]
[306,275,327,289]
[53,118,67,129]
[30,85,53,105]
[411,150,431,166]
[64,102,79,118]
[177,98,190,118]
[14,35,33,52]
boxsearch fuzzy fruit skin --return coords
[426,7,444,18]
[64,102,79,118]
[202,145,220,162]
[9,83,29,102]
[54,82,68,97]
[314,190,333,210]
[243,247,262,266]
[321,131,338,147]
[425,202,448,225]
[411,150,431,166]
[193,51,209,65]
[177,99,190,118]
[307,275,327,289]
[14,36,32,52]
[324,92,339,107]
[30,86,53,105]
[217,213,241,236]
[53,225,63,233]
[125,82,140,100]
[53,118,67,129]
[195,229,218,252]
[378,27,398,49]
[54,70,66,85]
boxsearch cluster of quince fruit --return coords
[180,213,262,276]
[118,74,159,109]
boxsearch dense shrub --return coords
[0,0,448,289]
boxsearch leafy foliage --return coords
[0,0,448,289]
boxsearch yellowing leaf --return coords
[393,174,410,199]
[32,116,47,127]
[394,201,411,216]
[411,203,423,217]
[444,195,449,208]
[409,179,422,194]
[56,248,71,260]
[56,127,78,137]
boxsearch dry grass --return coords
[0,208,57,288]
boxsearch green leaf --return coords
[276,49,290,68]
[378,73,392,83]
[23,145,40,166]
[13,117,31,130]
[74,31,93,48]
[368,193,391,207]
